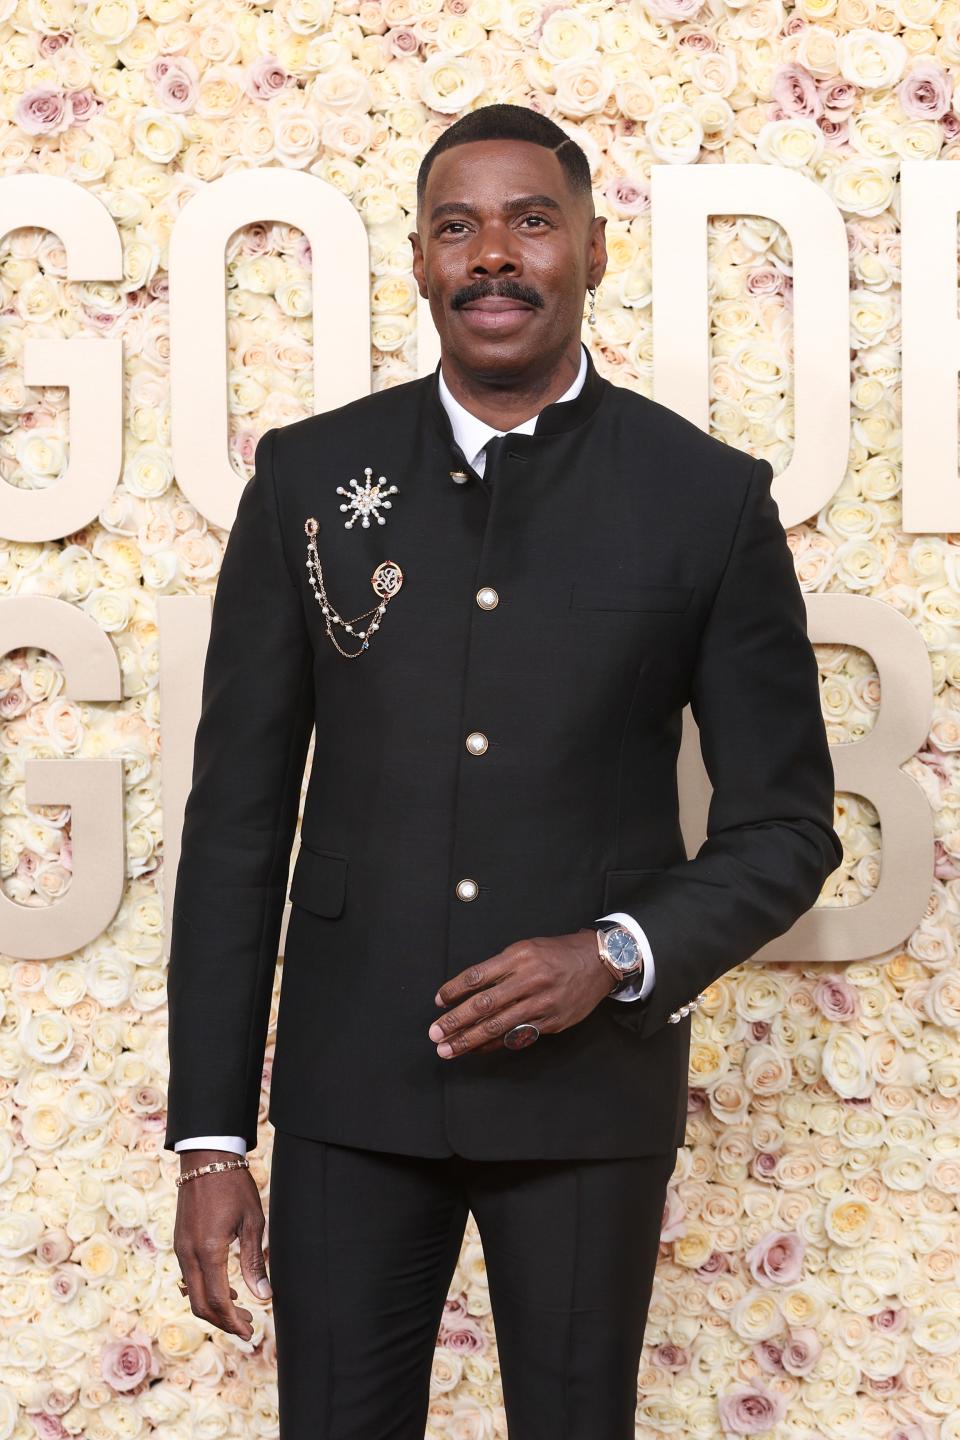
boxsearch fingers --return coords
[429,971,533,1053]
[239,1207,273,1302]
[437,997,550,1057]
[182,1236,254,1340]
[431,973,552,1054]
[435,950,515,1009]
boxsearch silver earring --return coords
[587,286,597,328]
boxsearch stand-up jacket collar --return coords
[427,341,608,453]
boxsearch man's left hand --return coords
[427,929,618,1058]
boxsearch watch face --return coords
[604,926,640,971]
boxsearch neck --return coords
[439,339,583,429]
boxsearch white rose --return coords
[647,103,703,164]
[730,1288,783,1342]
[417,52,483,114]
[915,1309,960,1355]
[83,0,138,44]
[838,28,907,89]
[132,109,187,165]
[552,58,613,118]
[849,288,895,346]
[124,446,174,499]
[924,971,960,1029]
[822,1030,871,1098]
[21,1011,74,1065]
[272,109,321,169]
[826,158,898,217]
[14,429,67,485]
[824,1192,874,1246]
[756,118,825,168]
[539,7,598,63]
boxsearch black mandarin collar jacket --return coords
[164,349,842,1160]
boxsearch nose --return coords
[468,220,520,278]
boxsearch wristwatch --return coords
[595,920,645,992]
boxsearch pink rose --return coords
[68,88,101,123]
[898,60,951,121]
[772,63,822,119]
[676,29,717,52]
[37,34,70,55]
[868,1374,902,1394]
[818,78,859,116]
[813,974,858,1021]
[745,270,785,298]
[154,59,199,113]
[781,1327,821,1376]
[652,1342,689,1370]
[934,840,960,880]
[100,1331,158,1393]
[818,116,851,151]
[14,88,74,136]
[695,1250,730,1276]
[604,177,649,217]
[943,112,960,139]
[245,56,289,103]
[752,1151,779,1180]
[873,1307,906,1332]
[745,1230,805,1287]
[718,1385,787,1435]
[388,27,419,57]
[438,1314,486,1352]
[753,1338,783,1373]
[32,1416,68,1440]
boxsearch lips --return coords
[457,297,536,331]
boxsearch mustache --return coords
[451,279,544,310]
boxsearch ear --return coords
[409,230,428,299]
[587,214,607,291]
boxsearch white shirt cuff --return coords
[595,912,656,1000]
[173,1135,247,1155]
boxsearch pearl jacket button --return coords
[476,587,499,609]
[456,878,478,901]
[466,732,488,755]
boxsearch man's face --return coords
[409,138,606,382]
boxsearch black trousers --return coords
[267,1128,677,1439]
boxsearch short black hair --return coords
[416,103,593,213]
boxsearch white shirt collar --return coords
[438,343,588,474]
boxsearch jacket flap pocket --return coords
[602,867,665,912]
[289,843,348,918]
[570,580,693,612]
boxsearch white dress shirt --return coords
[174,343,655,1158]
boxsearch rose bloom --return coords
[14,88,75,136]
[746,1230,806,1287]
[718,1383,786,1433]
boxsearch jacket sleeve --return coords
[605,456,843,1040]
[164,426,315,1153]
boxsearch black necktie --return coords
[481,434,507,481]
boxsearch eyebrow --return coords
[430,194,563,223]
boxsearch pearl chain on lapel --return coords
[303,516,403,659]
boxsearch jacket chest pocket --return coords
[569,579,694,613]
[288,842,348,918]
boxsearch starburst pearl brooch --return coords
[336,467,399,528]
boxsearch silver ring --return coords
[503,1022,540,1050]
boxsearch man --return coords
[166,103,841,1439]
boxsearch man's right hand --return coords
[174,1149,271,1340]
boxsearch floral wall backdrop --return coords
[0,0,958,1436]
